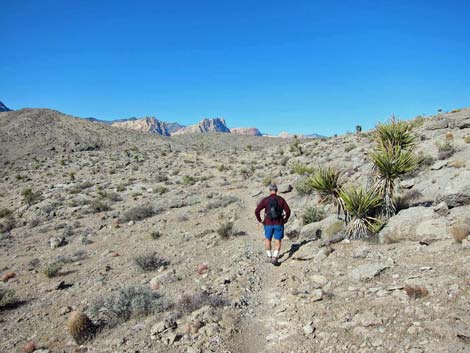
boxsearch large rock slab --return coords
[299,215,344,240]
[435,171,470,208]
[378,206,449,243]
[349,263,388,282]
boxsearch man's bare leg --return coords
[264,238,272,261]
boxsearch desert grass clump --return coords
[21,188,42,206]
[436,140,456,160]
[182,175,197,186]
[340,187,383,239]
[295,178,315,195]
[134,253,168,272]
[217,221,234,239]
[42,262,63,278]
[0,286,18,309]
[120,204,155,223]
[176,292,229,317]
[0,215,15,233]
[67,311,96,344]
[450,222,470,243]
[464,136,470,144]
[88,286,170,327]
[302,206,325,225]
[291,163,315,176]
[309,166,344,217]
[0,208,12,218]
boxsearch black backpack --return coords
[267,197,283,220]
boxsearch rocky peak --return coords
[111,116,170,136]
[172,117,230,135]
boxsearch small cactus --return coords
[67,311,96,344]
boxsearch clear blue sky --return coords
[1,0,469,136]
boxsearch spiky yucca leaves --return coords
[375,116,416,150]
[340,187,383,239]
[370,144,418,218]
[309,166,344,217]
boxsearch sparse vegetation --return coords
[340,187,383,239]
[450,223,470,243]
[134,253,168,272]
[176,291,229,317]
[42,262,63,278]
[291,163,315,176]
[309,166,344,217]
[0,208,12,218]
[150,231,161,240]
[21,188,42,206]
[87,199,111,213]
[88,286,170,327]
[217,221,234,239]
[436,140,456,160]
[302,206,325,225]
[0,286,18,309]
[120,204,155,223]
[370,145,418,218]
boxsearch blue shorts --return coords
[264,225,284,240]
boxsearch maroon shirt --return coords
[255,194,291,225]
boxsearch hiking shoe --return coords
[271,257,280,266]
[265,256,272,263]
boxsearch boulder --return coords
[378,207,449,243]
[300,215,343,240]
[436,171,470,208]
[349,263,388,282]
[425,119,448,130]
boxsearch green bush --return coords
[42,262,63,278]
[0,286,18,309]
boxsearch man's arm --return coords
[255,198,266,223]
[281,198,291,224]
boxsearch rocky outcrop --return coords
[0,101,11,112]
[111,117,171,136]
[230,127,262,136]
[172,118,230,135]
[378,206,450,243]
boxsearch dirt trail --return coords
[227,190,300,353]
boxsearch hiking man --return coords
[255,183,291,265]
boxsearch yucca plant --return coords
[370,144,418,218]
[375,116,416,150]
[309,166,344,218]
[340,187,383,239]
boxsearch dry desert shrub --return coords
[404,285,429,299]
[450,222,470,243]
[88,286,170,327]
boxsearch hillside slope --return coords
[1,108,470,353]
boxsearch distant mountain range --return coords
[0,99,324,138]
